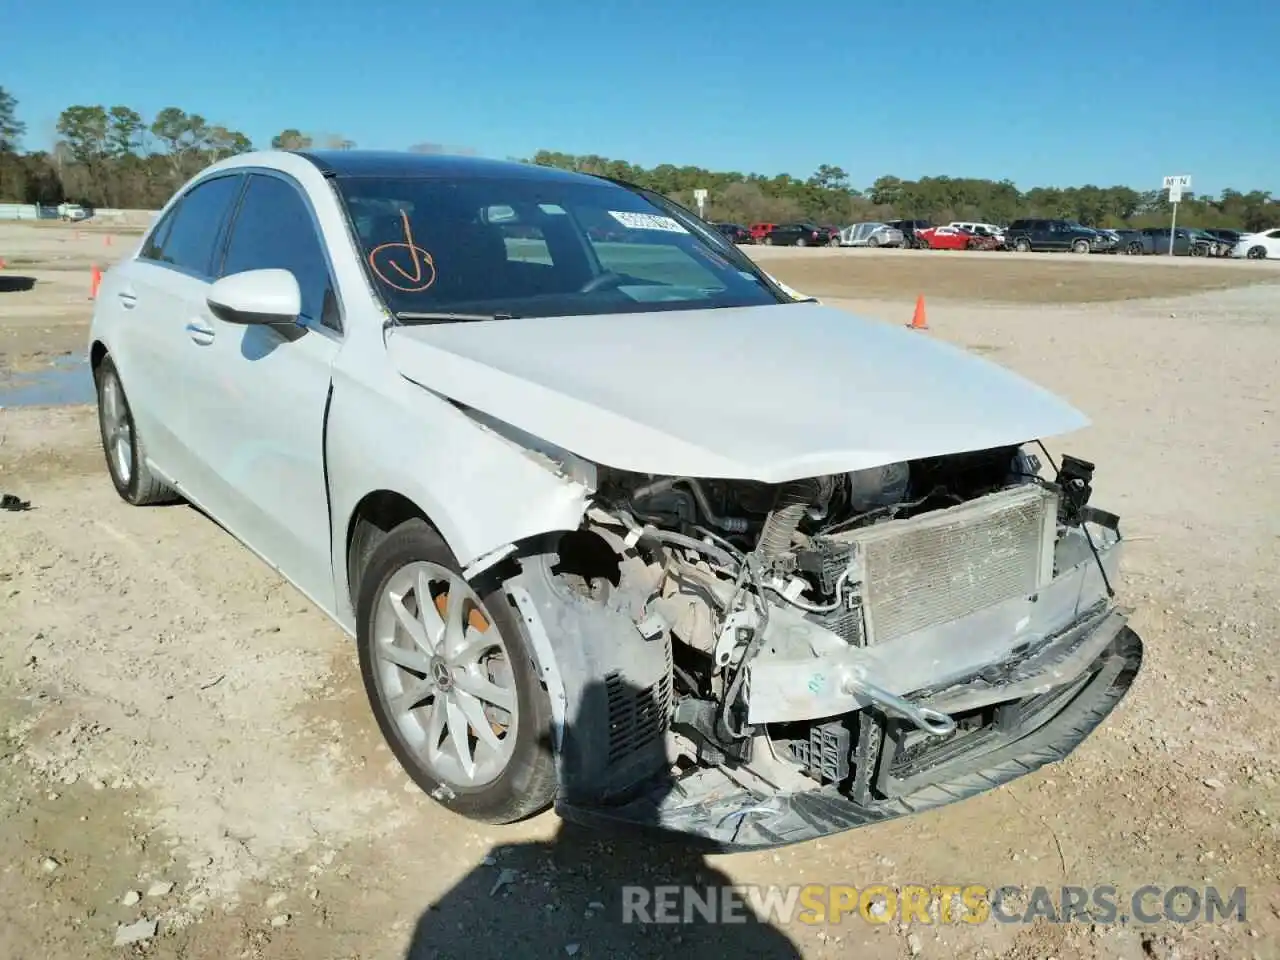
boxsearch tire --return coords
[1072,239,1090,254]
[1127,241,1143,255]
[94,355,179,506]
[828,236,841,247]
[1015,238,1031,253]
[1247,245,1266,260]
[356,518,556,824]
[866,236,879,248]
[763,236,774,246]
[796,236,807,247]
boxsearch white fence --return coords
[0,204,159,225]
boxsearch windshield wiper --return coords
[395,311,517,324]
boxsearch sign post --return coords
[1163,175,1191,256]
[693,188,708,219]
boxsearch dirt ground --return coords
[2,220,1280,959]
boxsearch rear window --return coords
[335,176,786,320]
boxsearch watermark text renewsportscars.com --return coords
[621,884,1247,926]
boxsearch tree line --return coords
[1,87,1275,232]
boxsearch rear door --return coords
[113,173,247,488]
[187,171,344,608]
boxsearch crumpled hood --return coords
[386,303,1088,483]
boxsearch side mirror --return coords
[207,269,302,326]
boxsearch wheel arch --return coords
[90,339,108,372]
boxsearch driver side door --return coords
[189,171,344,610]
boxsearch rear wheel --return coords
[1126,241,1143,255]
[796,236,807,247]
[1015,238,1032,253]
[356,519,556,824]
[1247,245,1266,260]
[866,236,879,248]
[94,355,179,506]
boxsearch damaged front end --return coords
[503,444,1142,850]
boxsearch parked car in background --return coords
[1203,228,1243,249]
[916,225,1000,251]
[748,222,777,243]
[1110,229,1153,255]
[712,222,752,244]
[758,222,832,247]
[1139,227,1215,257]
[949,222,1005,246]
[1004,219,1107,254]
[839,222,905,248]
[1232,228,1280,260]
[58,203,89,222]
[884,219,933,249]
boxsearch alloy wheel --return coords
[370,561,518,788]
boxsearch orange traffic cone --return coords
[89,264,102,300]
[907,294,928,330]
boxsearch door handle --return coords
[118,289,138,309]
[185,321,215,346]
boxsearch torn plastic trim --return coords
[506,582,569,757]
[917,604,1129,715]
[555,626,1142,851]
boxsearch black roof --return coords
[295,149,602,185]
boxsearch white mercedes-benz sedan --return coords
[88,149,1141,848]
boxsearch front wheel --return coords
[1072,239,1091,254]
[356,519,557,824]
[866,236,879,248]
[795,236,807,247]
[1015,238,1032,253]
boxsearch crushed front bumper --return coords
[556,606,1142,851]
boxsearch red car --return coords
[916,225,999,251]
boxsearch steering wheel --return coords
[578,271,627,294]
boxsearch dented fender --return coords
[324,349,593,633]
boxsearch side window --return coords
[143,175,243,276]
[221,174,339,331]
[140,205,179,261]
[1268,230,1280,239]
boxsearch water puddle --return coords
[0,354,95,408]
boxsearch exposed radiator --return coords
[833,484,1058,644]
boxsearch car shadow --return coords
[401,676,803,959]
[0,275,37,293]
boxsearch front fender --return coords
[325,366,592,632]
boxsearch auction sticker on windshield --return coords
[608,211,689,233]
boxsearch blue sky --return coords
[5,0,1277,195]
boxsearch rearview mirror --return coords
[207,269,301,326]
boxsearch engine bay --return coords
[538,442,1106,792]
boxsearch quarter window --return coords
[221,174,339,331]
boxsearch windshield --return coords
[333,175,788,320]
